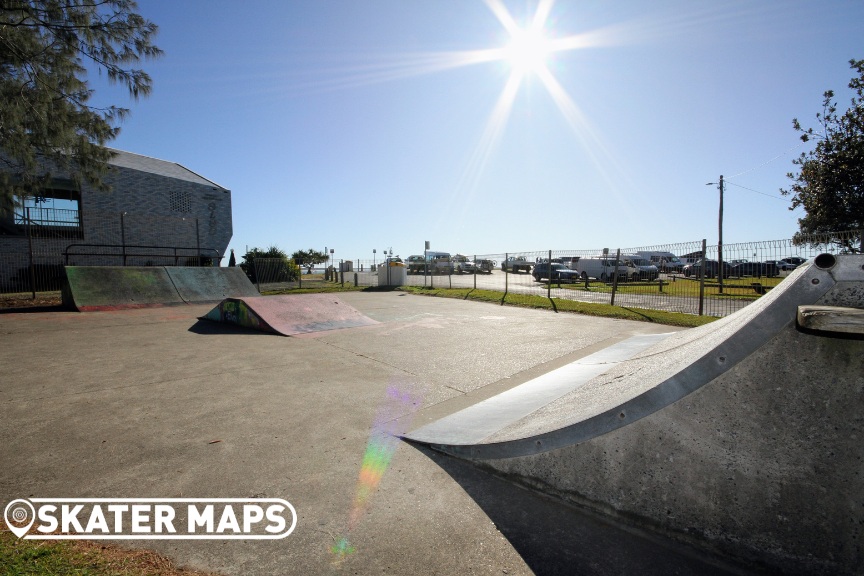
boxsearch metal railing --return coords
[1,209,222,298]
[63,244,222,267]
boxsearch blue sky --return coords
[98,0,864,262]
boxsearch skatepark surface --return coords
[0,291,755,575]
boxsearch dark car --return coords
[405,255,426,274]
[730,260,779,278]
[682,259,733,279]
[533,263,580,283]
[779,257,806,271]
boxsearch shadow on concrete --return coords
[0,304,68,315]
[187,318,276,337]
[406,443,752,576]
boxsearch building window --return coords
[170,190,192,213]
[2,187,82,237]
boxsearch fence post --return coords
[254,259,261,293]
[195,218,201,266]
[547,250,552,299]
[610,249,620,306]
[473,254,477,290]
[340,260,344,286]
[354,272,358,286]
[26,207,35,299]
[120,211,127,266]
[698,239,706,316]
[504,252,508,299]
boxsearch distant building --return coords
[0,149,233,292]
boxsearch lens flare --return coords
[331,383,424,561]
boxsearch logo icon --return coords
[4,499,35,538]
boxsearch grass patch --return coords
[400,286,717,328]
[0,529,219,575]
[557,275,784,301]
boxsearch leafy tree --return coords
[0,0,162,211]
[240,245,299,283]
[781,59,864,253]
[291,248,328,274]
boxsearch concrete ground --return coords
[0,292,752,575]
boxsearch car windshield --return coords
[551,264,565,270]
[630,258,650,266]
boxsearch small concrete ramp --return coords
[202,294,378,336]
[62,266,257,311]
[165,267,257,303]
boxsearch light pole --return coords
[373,249,376,270]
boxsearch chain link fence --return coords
[4,224,860,318]
[316,230,860,318]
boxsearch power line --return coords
[725,140,808,180]
[724,180,790,201]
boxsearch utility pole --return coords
[707,176,725,294]
[718,175,724,295]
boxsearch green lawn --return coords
[552,274,785,301]
[0,530,218,576]
[399,286,717,328]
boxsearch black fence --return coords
[0,209,223,297]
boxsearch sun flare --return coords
[504,28,551,75]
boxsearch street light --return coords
[373,248,376,269]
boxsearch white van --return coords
[636,251,684,272]
[621,255,659,281]
[425,251,453,274]
[559,256,580,270]
[575,257,628,282]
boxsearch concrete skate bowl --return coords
[407,254,864,574]
[61,266,258,311]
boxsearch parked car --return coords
[405,255,426,274]
[621,255,659,281]
[501,256,532,273]
[475,258,496,273]
[682,259,733,279]
[634,251,684,273]
[575,257,628,282]
[532,262,580,283]
[559,256,580,270]
[779,257,806,271]
[426,251,453,274]
[451,254,477,274]
[730,260,779,278]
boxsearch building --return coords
[0,149,233,293]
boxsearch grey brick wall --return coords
[0,151,234,293]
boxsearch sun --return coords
[503,27,552,75]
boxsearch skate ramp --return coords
[62,266,257,311]
[406,253,854,458]
[202,294,378,336]
[406,253,864,573]
[165,267,257,303]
